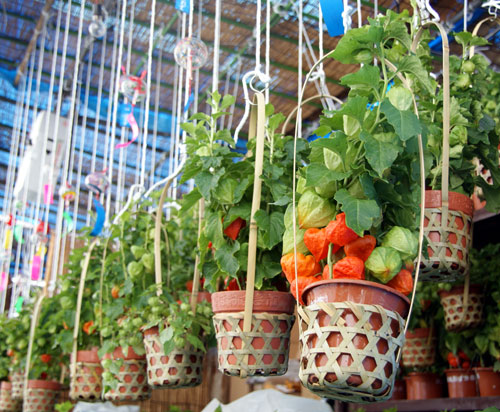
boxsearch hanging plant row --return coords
[0,7,498,408]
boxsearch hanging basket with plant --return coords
[0,382,20,412]
[281,11,433,403]
[180,92,298,378]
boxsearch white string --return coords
[255,0,261,70]
[265,0,270,104]
[73,41,94,245]
[150,43,163,188]
[51,0,86,293]
[87,32,106,226]
[106,0,126,222]
[212,0,222,93]
[140,0,157,187]
[464,0,468,31]
[357,0,362,27]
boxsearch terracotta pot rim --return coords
[0,381,12,390]
[211,290,295,314]
[27,380,61,390]
[143,326,159,337]
[438,284,482,298]
[76,347,100,363]
[424,190,474,216]
[102,346,146,361]
[444,368,476,375]
[302,278,410,306]
[473,367,496,372]
[405,327,434,339]
[406,371,440,378]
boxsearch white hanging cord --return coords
[212,0,222,93]
[464,0,468,31]
[72,41,94,244]
[135,100,144,187]
[415,0,440,24]
[105,0,126,223]
[150,44,163,188]
[483,1,500,17]
[357,0,362,27]
[51,0,86,293]
[140,0,157,187]
[265,0,271,104]
[87,33,106,226]
[317,4,334,111]
[374,0,378,17]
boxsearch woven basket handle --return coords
[411,23,450,243]
[280,94,344,136]
[70,238,99,385]
[242,92,266,334]
[470,17,500,57]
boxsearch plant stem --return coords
[120,221,128,280]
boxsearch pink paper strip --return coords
[0,272,7,291]
[31,255,41,281]
[44,184,53,204]
[115,110,139,149]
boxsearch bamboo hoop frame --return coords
[289,33,427,402]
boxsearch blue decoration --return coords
[90,198,105,237]
[320,0,345,37]
[175,0,190,14]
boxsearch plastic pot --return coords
[445,369,477,398]
[402,328,436,367]
[421,190,473,281]
[474,367,500,396]
[438,285,483,331]
[143,326,203,389]
[70,347,103,402]
[390,379,406,401]
[24,380,61,412]
[299,279,410,403]
[211,290,295,378]
[101,346,151,401]
[405,372,445,400]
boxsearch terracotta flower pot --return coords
[211,290,295,378]
[390,379,406,401]
[70,347,103,402]
[24,380,60,412]
[420,190,473,281]
[439,285,483,331]
[404,372,444,400]
[402,328,436,367]
[197,291,211,303]
[0,382,21,412]
[101,346,151,402]
[299,279,410,403]
[474,367,500,396]
[445,369,477,398]
[143,326,204,389]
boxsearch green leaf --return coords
[310,132,348,157]
[255,255,282,289]
[380,99,421,141]
[159,326,174,345]
[216,129,235,147]
[479,115,496,133]
[254,210,285,250]
[220,95,236,110]
[305,163,351,187]
[180,162,202,183]
[187,334,206,352]
[204,210,224,248]
[341,96,369,125]
[359,131,400,177]
[215,242,240,277]
[194,168,225,201]
[315,125,331,137]
[181,122,196,135]
[179,189,202,214]
[334,189,381,235]
[396,55,434,94]
[384,20,412,50]
[225,204,252,227]
[340,65,381,91]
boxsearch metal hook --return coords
[483,0,500,17]
[234,70,269,145]
[415,0,440,24]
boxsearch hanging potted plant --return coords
[282,11,433,402]
[0,314,20,412]
[98,202,162,401]
[441,331,477,398]
[416,32,500,281]
[23,295,65,412]
[139,201,214,389]
[469,244,500,396]
[4,306,32,401]
[56,238,107,402]
[180,93,299,378]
